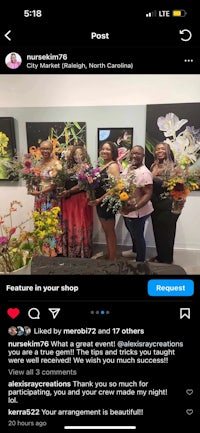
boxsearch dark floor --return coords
[91,244,129,259]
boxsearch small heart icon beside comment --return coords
[7,308,20,319]
[186,409,193,415]
[186,389,193,395]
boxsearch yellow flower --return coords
[0,131,9,156]
[117,181,124,191]
[101,174,137,214]
[38,231,46,239]
[0,203,61,272]
[119,191,129,201]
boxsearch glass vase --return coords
[26,182,34,195]
[27,179,39,195]
[171,198,185,214]
[0,261,32,275]
[87,190,96,201]
[56,186,65,195]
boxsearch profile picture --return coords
[24,326,31,336]
[5,52,22,70]
[17,326,24,336]
[8,326,17,336]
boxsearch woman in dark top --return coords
[61,145,93,258]
[88,141,120,260]
[149,142,182,264]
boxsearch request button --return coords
[148,279,194,296]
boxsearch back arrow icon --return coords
[4,30,11,41]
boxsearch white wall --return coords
[1,75,200,106]
[0,74,200,252]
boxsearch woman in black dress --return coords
[88,141,120,260]
[149,142,182,264]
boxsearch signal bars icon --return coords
[146,10,157,18]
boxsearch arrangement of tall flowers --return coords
[0,201,61,273]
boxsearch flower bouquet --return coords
[47,158,68,194]
[21,154,41,193]
[101,173,137,214]
[4,153,41,193]
[76,163,101,200]
[161,167,200,214]
[0,201,61,273]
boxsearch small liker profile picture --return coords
[8,326,18,336]
[5,52,22,69]
[17,326,24,336]
[24,326,31,336]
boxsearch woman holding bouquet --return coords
[121,146,153,262]
[149,142,183,264]
[60,145,93,258]
[88,141,120,260]
[29,140,63,256]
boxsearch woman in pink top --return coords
[6,53,21,69]
[121,145,153,262]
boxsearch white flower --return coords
[157,113,188,138]
[157,112,200,169]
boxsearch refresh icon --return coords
[179,29,192,42]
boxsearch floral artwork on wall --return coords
[0,117,16,180]
[145,103,200,174]
[98,127,134,172]
[26,122,86,161]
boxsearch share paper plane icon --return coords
[48,308,60,319]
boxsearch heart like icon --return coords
[7,308,20,319]
[186,389,193,395]
[186,409,193,415]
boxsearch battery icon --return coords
[172,10,187,17]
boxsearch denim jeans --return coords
[123,214,150,262]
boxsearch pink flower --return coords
[117,147,130,172]
[24,160,32,168]
[9,227,16,236]
[117,147,129,161]
[0,236,9,246]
